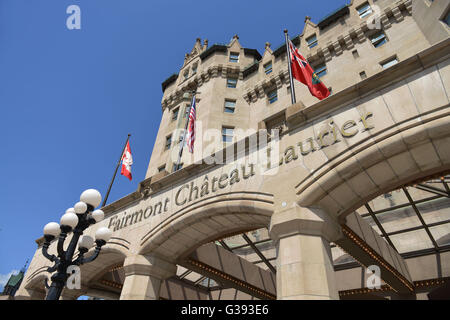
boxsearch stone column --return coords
[119,254,176,300]
[269,205,342,300]
[14,287,46,300]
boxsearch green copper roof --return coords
[5,271,24,287]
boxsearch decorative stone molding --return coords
[332,41,343,56]
[343,34,354,50]
[322,46,332,62]
[380,13,392,29]
[391,6,404,23]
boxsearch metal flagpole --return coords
[176,91,196,169]
[102,134,131,207]
[284,29,297,105]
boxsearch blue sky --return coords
[0,0,348,289]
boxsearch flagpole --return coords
[176,91,196,169]
[102,134,131,207]
[284,29,297,105]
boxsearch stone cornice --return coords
[162,64,243,110]
[273,0,411,64]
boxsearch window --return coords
[173,163,183,172]
[158,165,166,172]
[357,2,372,18]
[381,57,398,69]
[227,78,237,88]
[306,35,318,49]
[268,89,278,104]
[192,63,198,75]
[229,52,239,63]
[184,104,190,118]
[360,71,367,79]
[172,107,179,121]
[183,69,189,80]
[178,132,185,144]
[222,127,234,143]
[165,135,172,150]
[224,100,236,113]
[370,31,387,48]
[352,50,359,58]
[444,10,450,26]
[314,63,327,78]
[264,62,273,75]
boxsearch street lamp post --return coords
[42,189,112,300]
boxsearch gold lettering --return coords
[298,138,315,155]
[108,216,117,229]
[229,169,240,185]
[341,120,358,137]
[175,185,189,206]
[284,146,298,163]
[143,206,153,219]
[360,112,374,131]
[317,129,330,148]
[218,173,228,189]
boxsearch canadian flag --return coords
[120,141,133,181]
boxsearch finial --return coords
[21,259,29,273]
[305,16,311,22]
[265,42,271,49]
[233,34,239,40]
[284,29,288,34]
[196,38,201,43]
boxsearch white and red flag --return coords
[288,40,330,100]
[120,141,133,180]
[186,95,197,153]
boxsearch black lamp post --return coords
[42,189,112,300]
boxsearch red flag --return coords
[120,141,133,180]
[288,40,330,100]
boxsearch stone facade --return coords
[17,0,450,300]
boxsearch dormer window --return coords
[357,2,372,18]
[313,63,327,78]
[229,52,239,63]
[264,62,273,75]
[306,35,318,49]
[226,78,237,88]
[370,31,387,48]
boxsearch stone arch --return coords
[138,191,274,261]
[295,108,450,221]
[19,270,49,300]
[77,246,128,286]
[17,244,129,300]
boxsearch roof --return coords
[161,73,178,92]
[199,43,228,61]
[317,4,350,30]
[5,272,24,288]
[242,61,259,78]
[273,35,301,57]
[243,48,262,60]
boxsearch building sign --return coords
[108,112,374,232]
